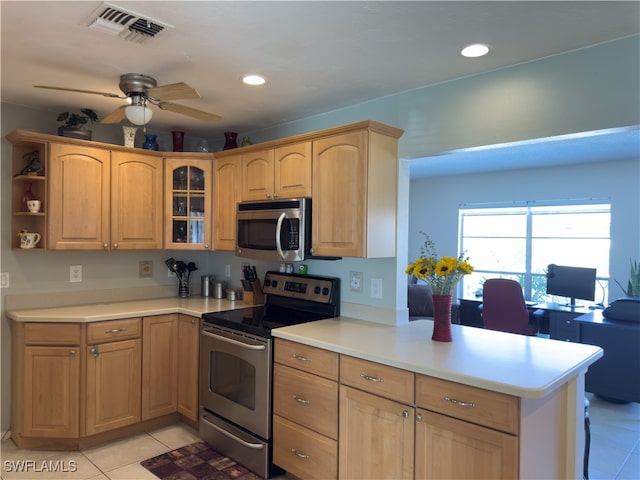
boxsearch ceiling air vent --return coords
[84,2,173,44]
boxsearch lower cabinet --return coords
[142,314,178,420]
[12,315,199,449]
[273,339,339,480]
[272,340,521,479]
[177,314,200,421]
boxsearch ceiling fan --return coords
[34,73,222,125]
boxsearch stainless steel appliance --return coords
[200,271,340,479]
[236,198,311,262]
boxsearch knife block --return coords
[244,280,265,305]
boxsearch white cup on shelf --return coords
[27,200,41,213]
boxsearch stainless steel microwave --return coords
[236,198,311,261]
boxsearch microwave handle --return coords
[275,212,286,260]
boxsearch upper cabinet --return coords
[240,141,312,201]
[311,123,402,258]
[164,156,212,250]
[213,154,241,251]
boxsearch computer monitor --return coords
[546,264,597,307]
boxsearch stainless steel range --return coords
[199,271,340,479]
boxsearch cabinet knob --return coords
[103,243,109,249]
[91,345,99,357]
[69,350,76,356]
[273,193,279,199]
[113,243,119,249]
[402,410,410,418]
[416,413,423,422]
[204,244,209,249]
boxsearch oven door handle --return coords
[275,211,286,260]
[201,414,265,450]
[202,329,266,350]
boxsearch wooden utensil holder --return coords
[244,280,265,305]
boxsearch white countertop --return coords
[6,296,246,322]
[272,317,603,399]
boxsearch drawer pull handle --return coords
[106,328,126,334]
[360,373,384,383]
[292,354,309,362]
[292,395,310,405]
[444,396,476,408]
[291,449,310,459]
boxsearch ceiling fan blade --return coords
[157,102,222,123]
[101,106,127,124]
[34,85,122,98]
[147,82,200,101]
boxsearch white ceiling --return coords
[2,1,639,175]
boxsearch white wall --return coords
[408,158,640,301]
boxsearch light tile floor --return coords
[1,397,638,479]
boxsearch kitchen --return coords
[2,2,639,479]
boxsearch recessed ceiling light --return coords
[242,74,266,86]
[460,43,490,58]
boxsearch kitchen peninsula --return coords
[272,317,602,479]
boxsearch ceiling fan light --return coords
[125,105,153,125]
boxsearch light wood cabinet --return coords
[12,323,82,442]
[177,315,200,421]
[142,315,178,420]
[213,154,241,251]
[47,143,163,250]
[241,141,311,201]
[84,319,142,435]
[311,122,402,257]
[164,156,212,250]
[273,339,338,480]
[339,355,415,479]
[415,408,518,479]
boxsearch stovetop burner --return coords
[202,271,340,338]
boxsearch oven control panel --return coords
[263,271,339,304]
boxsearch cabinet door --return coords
[111,151,163,250]
[312,131,366,257]
[48,143,110,250]
[242,149,274,200]
[274,141,311,198]
[213,155,241,251]
[23,346,79,438]
[165,157,212,249]
[177,315,200,421]
[85,339,141,435]
[142,315,178,420]
[415,408,518,479]
[339,385,414,479]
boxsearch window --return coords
[458,200,611,306]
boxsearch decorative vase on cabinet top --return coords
[172,131,185,152]
[142,134,159,151]
[223,132,238,150]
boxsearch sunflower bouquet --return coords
[406,233,474,295]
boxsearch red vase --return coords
[223,131,238,150]
[172,131,185,152]
[432,294,453,342]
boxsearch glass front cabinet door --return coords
[164,157,212,250]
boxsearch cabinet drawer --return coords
[340,355,414,405]
[550,318,581,342]
[275,339,338,380]
[416,375,519,435]
[273,415,337,480]
[24,323,81,346]
[87,318,141,344]
[274,364,338,439]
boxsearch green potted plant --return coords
[615,259,640,297]
[57,108,98,141]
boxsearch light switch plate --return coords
[371,278,383,299]
[0,272,9,289]
[70,265,82,283]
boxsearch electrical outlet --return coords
[70,265,82,283]
[350,271,363,293]
[0,272,9,289]
[139,261,153,278]
[371,278,383,299]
